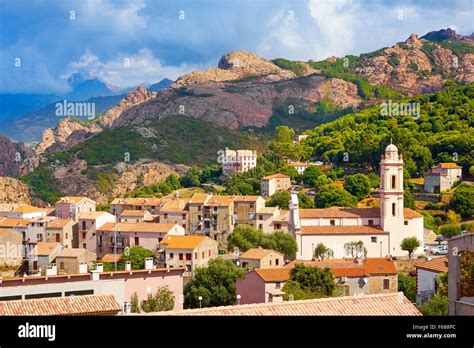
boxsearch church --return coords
[289,144,424,259]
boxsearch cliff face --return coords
[0,177,35,204]
[0,135,34,177]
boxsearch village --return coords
[0,143,472,316]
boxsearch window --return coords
[182,224,186,229]
[391,175,396,189]
[274,223,281,230]
[198,205,202,212]
[276,259,279,266]
[134,237,139,246]
[214,207,218,212]
[202,251,205,259]
[392,203,396,216]
[164,213,168,219]
[371,237,377,243]
[368,219,374,226]
[259,224,263,230]
[208,250,211,257]
[82,243,86,249]
[259,215,263,220]
[170,253,174,259]
[383,279,390,290]
[179,253,184,260]
[404,220,408,226]
[194,252,197,259]
[82,221,86,230]
[60,262,65,270]
[330,220,335,226]
[82,232,86,239]
[275,282,281,289]
[250,204,254,209]
[186,253,192,261]
[182,214,186,220]
[65,233,68,239]
[198,215,202,221]
[269,260,272,266]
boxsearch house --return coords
[7,205,46,219]
[96,222,185,258]
[289,144,424,258]
[28,242,64,274]
[0,203,21,217]
[415,256,448,303]
[158,199,189,230]
[288,161,310,175]
[55,248,97,274]
[233,196,265,228]
[45,219,77,249]
[26,217,57,243]
[0,228,23,268]
[78,211,116,253]
[110,197,163,217]
[236,268,290,304]
[158,235,218,274]
[0,267,185,311]
[448,233,474,315]
[0,294,122,316]
[239,247,284,269]
[222,149,257,176]
[256,207,290,233]
[157,292,420,316]
[424,163,462,193]
[0,217,29,256]
[119,210,153,223]
[261,173,291,196]
[55,196,96,222]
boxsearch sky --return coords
[0,0,473,93]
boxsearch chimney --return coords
[144,257,153,270]
[95,263,104,272]
[78,262,88,274]
[90,270,100,281]
[125,261,132,271]
[46,264,57,276]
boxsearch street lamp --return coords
[198,296,203,309]
[237,294,241,305]
[380,241,383,257]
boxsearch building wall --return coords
[335,276,369,295]
[0,229,22,267]
[78,213,116,254]
[368,274,397,294]
[164,238,218,274]
[46,222,76,249]
[159,211,188,231]
[416,268,439,295]
[264,281,285,303]
[300,217,381,227]
[240,252,284,269]
[236,271,266,305]
[56,200,96,222]
[261,177,291,196]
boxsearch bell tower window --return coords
[392,203,396,216]
[391,175,396,189]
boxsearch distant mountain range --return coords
[0,75,174,142]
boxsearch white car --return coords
[430,245,448,255]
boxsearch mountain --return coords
[148,78,174,92]
[0,93,61,123]
[0,135,34,177]
[65,72,121,101]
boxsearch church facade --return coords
[289,144,424,259]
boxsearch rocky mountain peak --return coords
[421,28,460,42]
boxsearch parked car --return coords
[430,245,448,255]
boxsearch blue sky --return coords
[0,0,473,93]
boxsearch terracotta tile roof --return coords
[98,222,177,233]
[288,161,310,167]
[254,268,291,282]
[158,292,420,316]
[120,210,151,217]
[110,197,161,206]
[206,195,233,206]
[46,219,72,229]
[159,199,189,212]
[56,196,90,204]
[0,294,121,316]
[262,173,291,180]
[299,207,380,219]
[274,210,290,222]
[0,203,21,212]
[300,225,387,235]
[240,248,282,260]
[13,205,45,213]
[257,207,278,214]
[433,163,462,169]
[189,193,210,204]
[232,195,262,202]
[415,256,448,273]
[101,253,122,263]
[404,208,423,218]
[288,258,397,276]
[160,235,207,249]
[0,217,29,228]
[56,248,91,258]
[78,211,111,219]
[30,242,62,256]
[363,258,398,275]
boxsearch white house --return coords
[289,144,424,259]
[222,149,257,176]
[415,256,447,303]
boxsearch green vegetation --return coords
[20,163,63,204]
[140,286,175,313]
[272,58,306,75]
[387,52,400,67]
[450,184,474,217]
[117,246,155,270]
[343,173,371,200]
[227,224,298,260]
[183,258,245,309]
[282,264,336,300]
[266,191,314,209]
[313,243,334,260]
[417,295,448,316]
[400,237,421,259]
[398,273,416,302]
[440,224,461,238]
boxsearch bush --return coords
[398,273,416,302]
[440,224,461,238]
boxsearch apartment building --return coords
[233,196,265,228]
[0,228,22,267]
[239,247,285,269]
[45,219,77,249]
[261,173,291,196]
[78,211,116,253]
[222,149,257,176]
[119,210,153,223]
[28,242,64,274]
[288,161,310,175]
[256,207,290,233]
[55,248,97,274]
[110,197,162,217]
[158,235,218,274]
[0,217,30,257]
[55,196,96,222]
[7,205,47,219]
[158,199,189,231]
[96,222,185,258]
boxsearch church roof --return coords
[300,225,387,235]
[299,207,379,219]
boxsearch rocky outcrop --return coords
[101,87,157,127]
[173,51,296,87]
[0,177,34,204]
[0,135,34,177]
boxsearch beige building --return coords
[159,235,218,275]
[55,196,96,222]
[424,163,463,193]
[256,207,290,233]
[110,197,162,217]
[261,173,291,196]
[45,219,77,249]
[158,199,189,231]
[55,248,97,274]
[0,228,23,268]
[288,161,310,175]
[28,242,64,274]
[78,211,116,254]
[119,210,153,223]
[222,149,257,176]
[239,247,284,269]
[233,196,265,228]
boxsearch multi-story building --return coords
[158,199,189,231]
[119,210,153,223]
[96,222,185,258]
[0,217,30,257]
[28,242,64,274]
[424,163,463,193]
[55,248,97,274]
[415,256,448,303]
[222,149,257,176]
[45,219,77,249]
[110,197,162,217]
[256,207,289,233]
[55,196,96,222]
[233,196,265,228]
[158,235,218,275]
[78,211,116,253]
[0,228,23,268]
[7,205,47,219]
[239,247,285,269]
[261,173,291,196]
